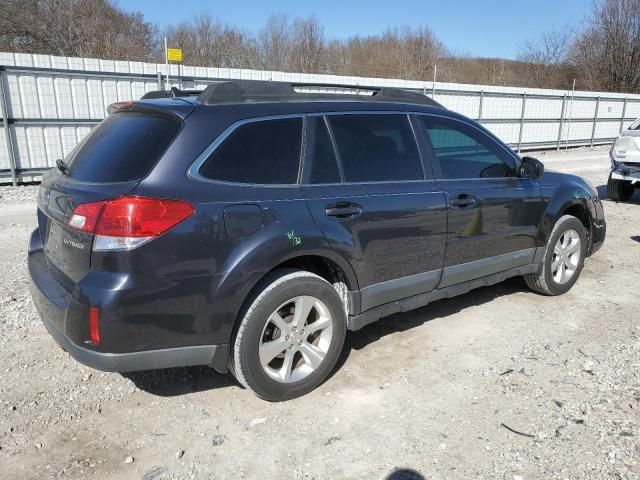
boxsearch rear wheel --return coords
[607,174,634,201]
[231,270,347,401]
[524,215,587,296]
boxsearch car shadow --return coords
[122,365,238,397]
[596,184,608,199]
[125,276,528,397]
[343,276,526,354]
[597,184,640,203]
[386,468,425,480]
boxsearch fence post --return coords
[0,68,17,186]
[619,98,628,133]
[432,64,436,98]
[478,90,484,122]
[157,71,162,90]
[557,94,567,151]
[590,97,600,147]
[517,92,527,153]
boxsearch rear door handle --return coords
[450,194,476,208]
[325,202,362,219]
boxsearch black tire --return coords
[607,174,634,201]
[524,215,587,296]
[230,269,347,401]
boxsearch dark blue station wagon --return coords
[29,81,606,400]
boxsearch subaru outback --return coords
[28,81,606,401]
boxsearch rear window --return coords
[65,113,180,183]
[199,117,302,184]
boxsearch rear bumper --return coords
[37,299,229,372]
[28,229,230,373]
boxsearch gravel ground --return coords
[0,146,638,480]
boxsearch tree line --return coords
[1,0,639,93]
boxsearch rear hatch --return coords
[38,105,188,288]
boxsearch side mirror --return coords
[519,156,544,179]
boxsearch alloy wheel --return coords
[552,229,581,284]
[259,296,333,383]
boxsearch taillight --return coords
[88,306,101,345]
[68,201,106,233]
[68,196,194,251]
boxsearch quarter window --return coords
[198,117,302,184]
[418,116,517,179]
[327,114,423,182]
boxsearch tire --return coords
[524,215,587,296]
[230,269,347,401]
[607,174,634,201]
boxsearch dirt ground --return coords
[0,145,638,480]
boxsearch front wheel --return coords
[607,174,634,201]
[524,215,587,296]
[231,270,347,401]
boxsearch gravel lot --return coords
[0,146,638,480]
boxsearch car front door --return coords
[301,113,448,313]
[415,114,544,288]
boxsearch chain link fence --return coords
[1,51,639,185]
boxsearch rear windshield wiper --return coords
[56,158,68,174]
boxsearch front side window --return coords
[199,117,302,184]
[327,114,423,183]
[418,116,517,179]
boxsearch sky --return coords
[121,0,593,60]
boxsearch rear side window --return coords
[66,113,180,183]
[307,117,341,184]
[199,118,302,184]
[418,116,516,179]
[328,114,423,182]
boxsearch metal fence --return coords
[1,51,640,185]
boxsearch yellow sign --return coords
[167,48,183,62]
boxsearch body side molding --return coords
[348,262,541,331]
[439,248,536,288]
[359,269,441,312]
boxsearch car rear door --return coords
[301,113,448,313]
[415,114,544,288]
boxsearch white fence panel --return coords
[1,51,640,183]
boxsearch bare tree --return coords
[256,14,293,71]
[164,14,254,68]
[518,27,574,88]
[570,0,640,92]
[325,26,443,80]
[289,16,325,73]
[0,0,156,61]
[3,1,639,93]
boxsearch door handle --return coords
[325,202,363,219]
[450,194,476,208]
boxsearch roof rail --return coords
[195,80,443,108]
[141,87,203,100]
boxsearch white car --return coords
[608,118,640,201]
